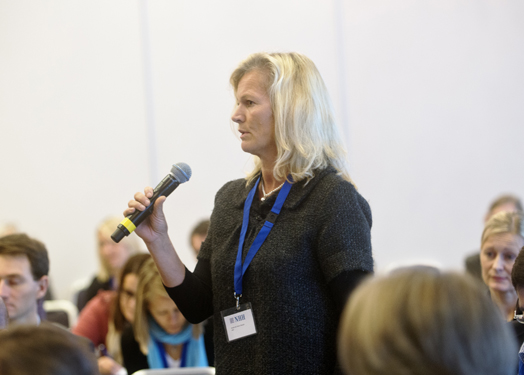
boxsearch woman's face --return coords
[119,273,138,323]
[98,230,130,276]
[148,295,187,335]
[231,70,277,163]
[481,233,524,293]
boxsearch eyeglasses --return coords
[514,299,524,324]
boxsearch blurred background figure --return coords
[0,324,98,375]
[189,219,214,366]
[480,211,524,321]
[75,216,141,312]
[465,194,523,280]
[0,233,49,327]
[510,248,524,375]
[189,219,210,257]
[121,258,207,374]
[0,297,7,330]
[338,268,517,375]
[73,253,150,375]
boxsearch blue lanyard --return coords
[234,177,292,299]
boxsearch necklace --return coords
[261,180,285,201]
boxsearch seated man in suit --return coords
[0,233,49,326]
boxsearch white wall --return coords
[0,0,523,299]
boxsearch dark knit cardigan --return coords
[166,167,373,374]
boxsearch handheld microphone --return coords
[111,162,192,243]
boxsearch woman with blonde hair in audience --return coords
[480,211,524,321]
[74,253,150,375]
[77,216,142,311]
[338,268,517,375]
[121,258,207,374]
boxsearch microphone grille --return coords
[171,163,192,183]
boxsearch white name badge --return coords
[221,302,257,342]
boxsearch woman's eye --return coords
[505,253,517,261]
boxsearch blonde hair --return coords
[96,216,141,282]
[133,258,201,354]
[481,211,524,248]
[230,52,352,185]
[338,269,516,375]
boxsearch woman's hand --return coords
[124,186,186,287]
[124,187,168,245]
[97,356,123,375]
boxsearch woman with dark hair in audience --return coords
[74,253,150,375]
[0,324,98,375]
[121,258,207,374]
[338,268,517,375]
[480,211,524,320]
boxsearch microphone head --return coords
[171,162,192,183]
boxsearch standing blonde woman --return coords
[480,211,524,320]
[121,258,207,374]
[124,52,373,374]
[338,268,517,375]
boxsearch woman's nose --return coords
[231,105,245,123]
[493,254,504,270]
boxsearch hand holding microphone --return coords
[112,163,192,243]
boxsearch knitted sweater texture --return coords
[174,167,372,374]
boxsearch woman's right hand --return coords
[124,187,169,245]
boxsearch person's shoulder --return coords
[312,167,372,226]
[84,290,116,312]
[214,177,251,208]
[217,177,248,194]
[314,168,367,203]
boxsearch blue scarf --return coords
[147,316,208,369]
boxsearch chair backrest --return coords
[43,299,78,328]
[132,368,215,375]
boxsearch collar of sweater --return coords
[231,166,337,210]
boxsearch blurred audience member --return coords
[0,233,49,326]
[465,194,522,280]
[189,219,214,366]
[481,211,524,320]
[121,258,207,374]
[189,219,209,256]
[338,268,517,375]
[510,247,524,374]
[77,216,141,311]
[74,253,150,375]
[0,324,98,375]
[0,297,7,329]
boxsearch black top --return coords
[121,324,149,375]
[166,167,373,375]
